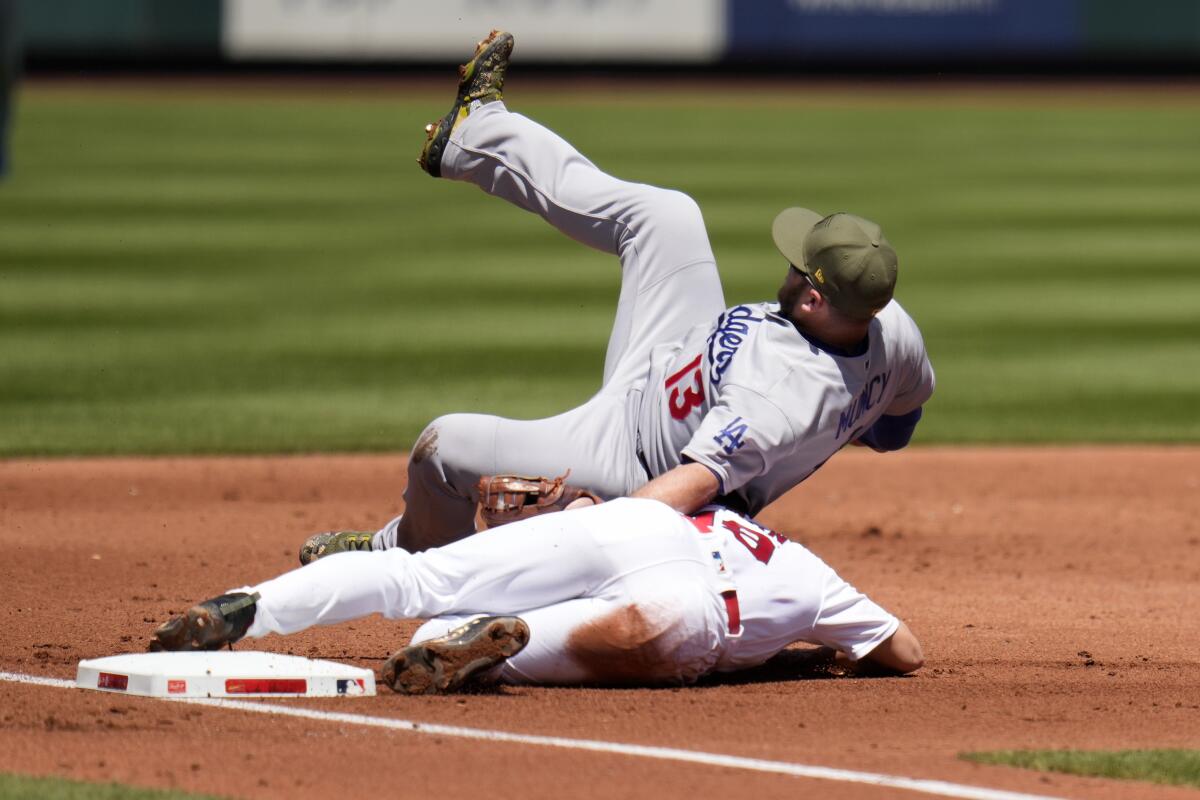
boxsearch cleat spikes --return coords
[298,530,374,565]
[148,592,259,652]
[383,616,529,695]
[417,30,513,178]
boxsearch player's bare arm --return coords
[630,461,719,513]
[859,621,924,674]
[819,621,923,677]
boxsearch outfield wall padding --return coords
[13,0,1200,64]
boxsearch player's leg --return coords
[442,101,726,385]
[388,103,728,551]
[306,391,639,557]
[251,500,707,637]
[412,593,723,687]
[389,391,643,551]
[385,519,727,692]
[407,498,728,686]
[152,498,729,688]
[410,566,725,686]
[251,501,614,635]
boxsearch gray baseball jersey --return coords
[639,300,934,515]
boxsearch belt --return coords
[687,513,744,638]
[721,589,742,636]
[634,430,653,481]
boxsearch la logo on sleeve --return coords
[713,416,749,455]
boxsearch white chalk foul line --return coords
[1,671,75,689]
[2,670,1063,800]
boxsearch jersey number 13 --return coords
[665,353,705,420]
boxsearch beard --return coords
[776,283,805,323]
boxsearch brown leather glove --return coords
[476,471,602,529]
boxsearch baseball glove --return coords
[476,471,602,529]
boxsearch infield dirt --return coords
[1,447,1198,799]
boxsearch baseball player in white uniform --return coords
[301,31,935,560]
[152,498,924,693]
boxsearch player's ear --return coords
[799,285,825,313]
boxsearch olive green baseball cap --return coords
[771,207,898,320]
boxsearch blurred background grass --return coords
[1,83,1198,455]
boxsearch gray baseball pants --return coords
[388,102,725,551]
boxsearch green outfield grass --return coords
[0,773,228,800]
[1,83,1198,455]
[963,749,1200,790]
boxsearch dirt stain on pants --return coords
[411,426,439,464]
[565,603,685,685]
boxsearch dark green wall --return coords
[1084,0,1200,55]
[19,0,219,56]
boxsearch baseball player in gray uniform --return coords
[302,31,934,560]
[152,498,924,694]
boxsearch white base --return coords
[76,651,376,698]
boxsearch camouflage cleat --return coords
[298,531,374,566]
[149,592,259,652]
[383,615,530,695]
[418,29,514,178]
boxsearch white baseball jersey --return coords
[683,505,899,671]
[639,300,934,515]
[245,499,900,685]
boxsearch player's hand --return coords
[565,496,600,510]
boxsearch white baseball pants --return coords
[390,103,725,551]
[242,499,728,685]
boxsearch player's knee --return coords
[405,419,457,493]
[650,190,713,264]
[406,414,492,494]
[410,414,481,464]
[409,421,444,467]
[653,188,706,237]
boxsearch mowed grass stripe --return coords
[1,87,1198,455]
[962,750,1200,790]
[0,772,229,800]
